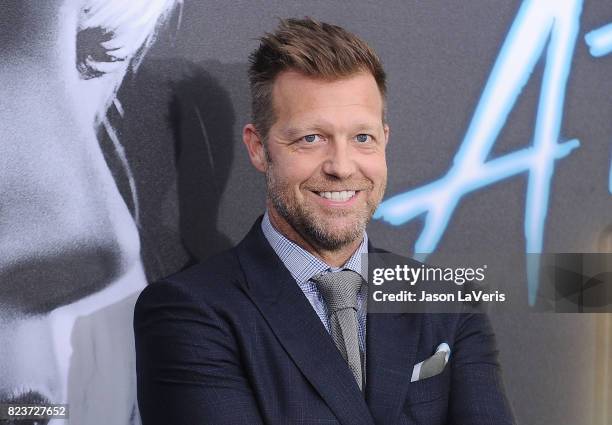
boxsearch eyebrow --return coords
[282,127,310,140]
[282,123,381,139]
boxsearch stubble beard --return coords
[265,163,386,252]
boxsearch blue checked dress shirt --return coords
[261,211,368,357]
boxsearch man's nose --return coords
[321,141,357,179]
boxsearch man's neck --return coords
[267,208,363,268]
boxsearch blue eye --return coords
[303,134,320,143]
[355,134,371,143]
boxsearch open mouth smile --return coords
[315,190,357,201]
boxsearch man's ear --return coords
[383,123,390,146]
[243,124,268,173]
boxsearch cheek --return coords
[277,158,318,187]
[269,163,306,197]
[362,157,387,185]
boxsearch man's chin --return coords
[304,221,366,250]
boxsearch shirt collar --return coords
[261,211,368,285]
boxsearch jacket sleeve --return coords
[134,280,264,425]
[448,313,516,425]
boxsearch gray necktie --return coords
[313,270,364,390]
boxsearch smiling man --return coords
[244,69,388,267]
[134,18,515,425]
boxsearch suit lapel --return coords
[365,312,421,424]
[235,219,375,425]
[364,244,422,424]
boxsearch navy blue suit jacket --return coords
[134,218,514,424]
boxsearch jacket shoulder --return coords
[137,248,247,308]
[168,249,240,284]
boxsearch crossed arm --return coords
[134,280,265,425]
[135,279,515,425]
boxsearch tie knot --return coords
[312,270,363,313]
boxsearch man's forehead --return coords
[271,70,385,120]
[273,70,382,97]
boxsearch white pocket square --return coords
[411,342,451,382]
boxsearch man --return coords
[134,18,515,425]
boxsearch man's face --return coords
[255,70,388,251]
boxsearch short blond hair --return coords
[248,18,387,141]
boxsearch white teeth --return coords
[317,190,356,201]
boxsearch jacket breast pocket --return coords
[404,363,451,406]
